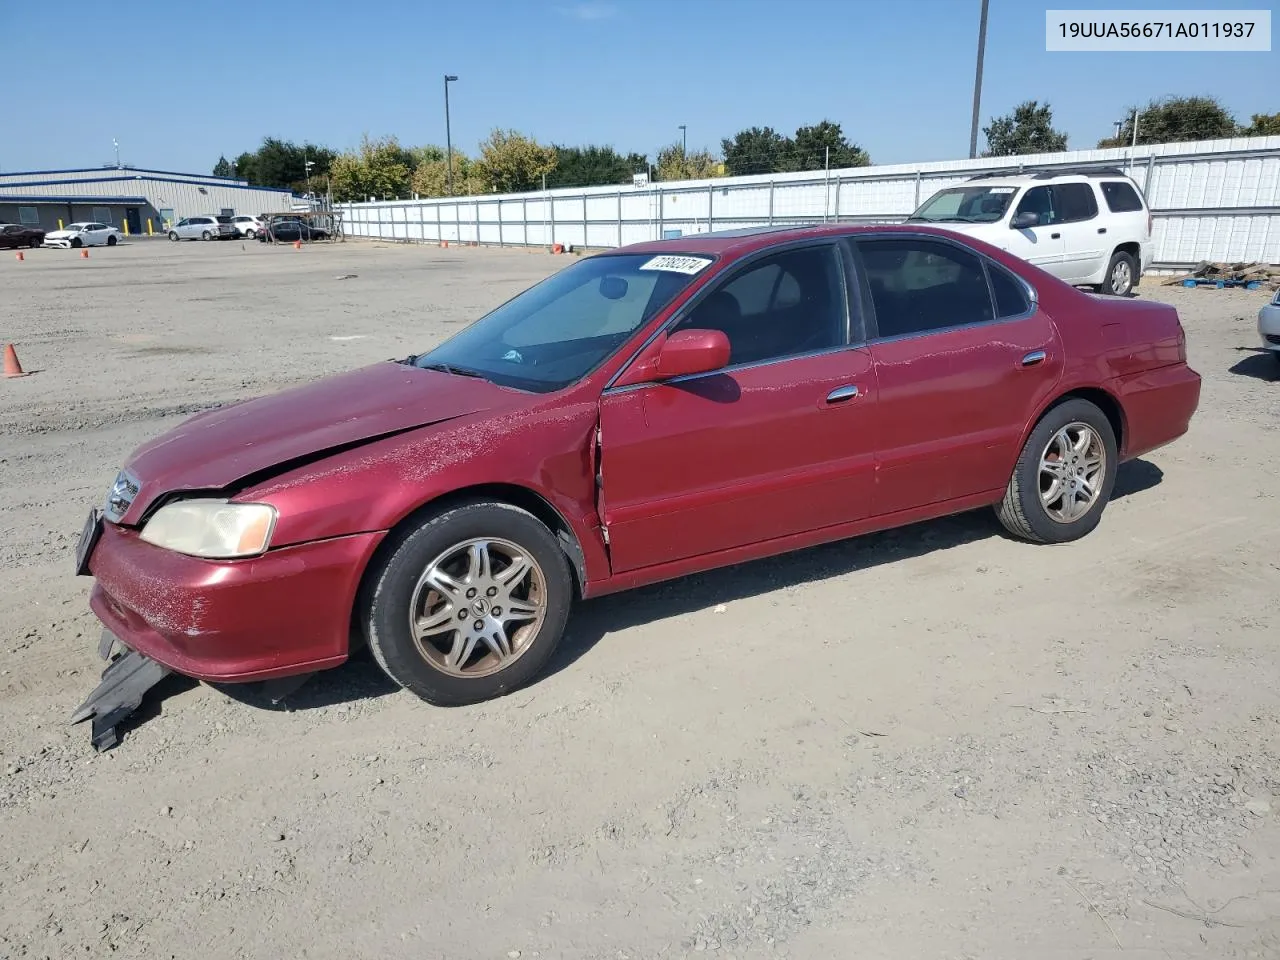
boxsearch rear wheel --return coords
[361,501,573,706]
[1099,250,1137,296]
[201,230,212,241]
[28,237,40,249]
[996,398,1118,543]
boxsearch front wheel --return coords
[245,229,256,239]
[29,237,40,249]
[107,235,117,246]
[361,501,573,706]
[995,398,1118,543]
[70,237,83,248]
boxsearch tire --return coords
[107,235,117,246]
[29,237,40,249]
[168,231,179,242]
[360,501,573,706]
[201,230,212,241]
[245,229,256,239]
[71,237,83,248]
[1099,250,1137,296]
[995,398,1118,544]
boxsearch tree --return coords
[225,138,338,191]
[212,155,233,178]
[329,135,413,202]
[233,151,257,183]
[1242,112,1280,136]
[474,129,558,193]
[1097,95,1237,147]
[982,100,1068,156]
[721,127,792,176]
[411,149,486,197]
[546,145,648,188]
[783,120,869,171]
[654,143,723,181]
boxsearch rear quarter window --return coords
[1100,181,1145,213]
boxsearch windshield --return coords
[413,252,712,393]
[907,185,1018,223]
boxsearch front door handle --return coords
[1050,232,1061,239]
[1097,227,1107,234]
[1021,350,1047,367]
[825,384,860,403]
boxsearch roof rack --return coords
[968,165,1128,182]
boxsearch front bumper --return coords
[86,520,386,682]
[1259,304,1280,352]
[43,238,73,248]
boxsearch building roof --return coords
[0,174,292,195]
[0,166,247,184]
[0,195,149,204]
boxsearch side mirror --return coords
[1010,211,1039,229]
[655,328,731,379]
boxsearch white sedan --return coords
[1260,288,1280,369]
[43,222,123,249]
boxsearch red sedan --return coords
[72,224,1200,745]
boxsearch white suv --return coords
[907,168,1154,296]
[230,215,265,238]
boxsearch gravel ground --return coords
[1,239,1278,960]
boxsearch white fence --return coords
[339,136,1280,267]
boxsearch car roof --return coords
[603,222,982,258]
[962,167,1139,186]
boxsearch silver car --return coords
[168,216,236,241]
[1259,288,1280,370]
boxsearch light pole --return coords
[304,160,315,199]
[678,124,687,156]
[444,74,458,195]
[968,0,989,159]
[113,138,120,169]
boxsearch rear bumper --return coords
[1114,362,1201,460]
[87,521,386,682]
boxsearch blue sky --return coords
[1,0,1275,175]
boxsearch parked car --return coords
[907,168,1153,296]
[167,216,236,241]
[0,222,45,249]
[260,218,329,242]
[72,224,1201,741]
[1259,287,1280,369]
[43,222,122,248]
[230,215,265,238]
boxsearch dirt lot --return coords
[1,238,1278,960]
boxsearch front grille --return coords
[104,470,140,522]
[1266,334,1280,346]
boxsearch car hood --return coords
[44,230,78,239]
[115,361,524,523]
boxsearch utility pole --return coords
[968,0,989,159]
[113,138,120,169]
[444,74,458,195]
[1131,108,1140,148]
[679,124,687,156]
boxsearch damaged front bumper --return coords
[70,631,170,752]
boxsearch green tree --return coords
[982,100,1068,156]
[783,120,869,171]
[654,143,723,181]
[474,129,558,193]
[546,145,648,188]
[721,126,793,176]
[1242,112,1280,136]
[226,138,338,191]
[411,149,485,197]
[233,151,257,182]
[329,135,413,202]
[212,155,233,178]
[1097,95,1238,147]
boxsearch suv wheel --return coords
[201,230,212,241]
[1100,250,1137,296]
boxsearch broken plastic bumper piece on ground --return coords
[69,630,170,752]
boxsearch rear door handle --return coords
[1097,227,1107,234]
[1050,232,1061,239]
[1021,350,1047,367]
[825,384,860,403]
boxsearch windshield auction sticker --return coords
[1046,9,1271,50]
[639,255,714,275]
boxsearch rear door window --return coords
[1100,181,1145,212]
[858,238,994,337]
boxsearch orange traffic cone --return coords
[80,248,89,259]
[440,240,448,248]
[3,343,28,378]
[293,239,302,250]
[15,251,24,262]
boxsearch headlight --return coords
[139,499,277,558]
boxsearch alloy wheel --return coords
[408,537,546,678]
[1039,422,1106,523]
